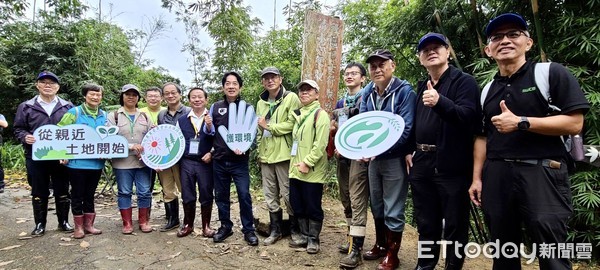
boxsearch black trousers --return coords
[26,158,69,199]
[180,158,214,206]
[482,159,572,270]
[68,168,101,215]
[289,178,324,222]
[408,151,470,267]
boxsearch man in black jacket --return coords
[14,71,74,236]
[406,33,480,270]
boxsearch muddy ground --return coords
[0,178,593,270]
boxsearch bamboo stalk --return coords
[434,10,462,70]
[531,0,547,62]
[469,0,485,56]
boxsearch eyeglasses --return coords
[418,44,447,55]
[344,71,362,77]
[488,30,528,43]
[37,81,58,86]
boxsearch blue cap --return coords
[417,33,448,52]
[485,13,528,38]
[36,71,59,83]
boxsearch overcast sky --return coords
[74,0,338,86]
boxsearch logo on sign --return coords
[334,111,405,160]
[141,124,185,170]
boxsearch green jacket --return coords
[289,100,330,183]
[256,86,301,164]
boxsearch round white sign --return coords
[141,124,186,170]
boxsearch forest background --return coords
[0,0,598,261]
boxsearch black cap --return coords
[417,33,448,52]
[36,71,59,83]
[260,67,281,77]
[485,13,528,38]
[366,49,394,63]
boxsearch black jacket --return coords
[408,65,481,174]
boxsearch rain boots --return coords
[120,208,133,234]
[83,213,102,235]
[73,215,85,239]
[263,210,283,245]
[31,197,48,236]
[56,195,74,232]
[306,219,323,254]
[177,202,195,237]
[364,218,387,260]
[200,204,215,237]
[160,199,180,232]
[138,207,152,233]
[377,229,403,270]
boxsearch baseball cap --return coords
[296,79,320,92]
[260,67,281,77]
[485,13,528,38]
[36,71,60,83]
[121,84,141,94]
[417,33,449,52]
[366,49,394,63]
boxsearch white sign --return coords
[32,124,129,160]
[217,100,258,153]
[334,111,405,160]
[140,124,185,170]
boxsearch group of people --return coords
[329,13,588,270]
[8,12,589,270]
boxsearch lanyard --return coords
[294,107,319,137]
[123,112,136,139]
[190,115,205,139]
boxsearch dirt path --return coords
[0,181,578,270]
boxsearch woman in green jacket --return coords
[287,79,330,254]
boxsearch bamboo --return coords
[531,0,547,62]
[434,10,462,70]
[469,0,485,56]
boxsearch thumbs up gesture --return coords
[490,100,520,133]
[422,80,439,107]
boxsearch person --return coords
[406,33,480,270]
[286,79,330,254]
[156,82,190,232]
[333,63,371,268]
[57,84,107,239]
[140,87,165,193]
[468,13,589,270]
[14,71,74,236]
[256,67,301,245]
[108,84,153,234]
[140,87,165,126]
[204,71,258,246]
[0,113,8,194]
[176,87,215,238]
[359,50,416,270]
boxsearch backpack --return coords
[481,62,585,164]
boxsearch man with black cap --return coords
[256,67,301,245]
[14,71,74,236]
[469,13,589,270]
[407,33,480,270]
[204,71,259,246]
[359,50,416,270]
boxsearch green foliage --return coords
[1,142,25,171]
[568,167,600,254]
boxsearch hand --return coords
[233,149,244,155]
[469,179,482,207]
[217,100,258,153]
[334,148,340,158]
[201,152,212,163]
[59,159,69,165]
[130,144,144,156]
[422,80,440,107]
[295,162,310,174]
[25,134,36,145]
[491,100,520,133]
[360,156,375,163]
[405,154,413,174]
[330,119,338,132]
[204,114,213,130]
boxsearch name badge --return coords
[189,138,200,155]
[338,111,348,127]
[291,141,299,156]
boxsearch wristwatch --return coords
[517,116,530,130]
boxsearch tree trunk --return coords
[531,0,547,62]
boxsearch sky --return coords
[73,0,339,86]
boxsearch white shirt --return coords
[37,96,58,116]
